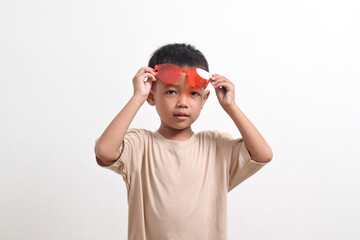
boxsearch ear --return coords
[201,89,210,108]
[146,89,155,106]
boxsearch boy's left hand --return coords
[211,74,236,110]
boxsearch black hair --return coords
[148,43,209,72]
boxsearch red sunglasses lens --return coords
[187,69,209,88]
[157,63,181,84]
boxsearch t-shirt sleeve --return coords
[215,131,268,192]
[94,128,144,190]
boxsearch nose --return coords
[176,92,189,108]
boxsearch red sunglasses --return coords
[154,63,213,89]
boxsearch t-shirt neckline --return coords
[153,130,197,149]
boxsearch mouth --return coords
[173,113,189,120]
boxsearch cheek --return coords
[155,100,172,115]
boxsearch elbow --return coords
[252,149,273,163]
[263,148,273,163]
[254,157,272,163]
[94,145,119,167]
[263,149,273,163]
[94,145,106,166]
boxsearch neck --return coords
[157,124,194,141]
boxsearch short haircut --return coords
[148,43,209,72]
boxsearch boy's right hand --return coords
[132,67,157,99]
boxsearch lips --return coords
[173,113,189,117]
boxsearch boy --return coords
[94,43,272,240]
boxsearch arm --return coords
[225,104,272,163]
[94,67,156,166]
[211,74,273,163]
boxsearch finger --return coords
[144,67,156,74]
[142,72,157,82]
[211,78,229,87]
[213,81,232,90]
[211,75,229,83]
[212,73,223,79]
[137,67,156,75]
[212,77,228,83]
[213,77,233,85]
[215,82,233,89]
[134,67,155,78]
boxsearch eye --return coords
[166,90,176,94]
[190,91,200,96]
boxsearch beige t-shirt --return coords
[95,128,268,240]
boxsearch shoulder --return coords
[126,128,151,135]
[124,128,153,142]
[195,130,238,152]
[197,129,234,140]
[121,128,154,149]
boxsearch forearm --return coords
[95,94,146,161]
[225,104,273,163]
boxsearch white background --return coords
[1,0,359,239]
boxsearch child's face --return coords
[147,71,210,131]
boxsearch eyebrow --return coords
[164,84,180,89]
